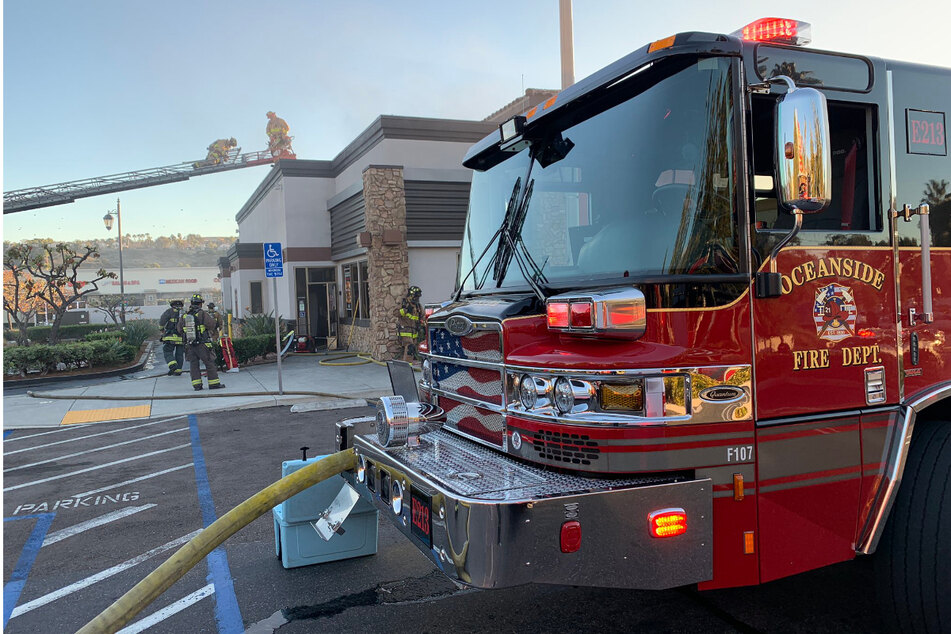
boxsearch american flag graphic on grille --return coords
[440,397,504,445]
[433,362,503,405]
[429,328,502,363]
[430,325,504,446]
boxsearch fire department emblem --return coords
[813,283,856,342]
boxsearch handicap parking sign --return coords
[264,242,283,278]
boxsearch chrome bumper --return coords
[339,422,712,590]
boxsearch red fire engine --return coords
[337,18,950,630]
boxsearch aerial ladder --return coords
[3,148,281,214]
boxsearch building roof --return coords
[235,115,495,222]
[482,88,559,123]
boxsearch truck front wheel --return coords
[875,419,951,632]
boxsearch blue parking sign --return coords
[264,242,283,278]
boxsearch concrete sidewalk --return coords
[2,352,394,429]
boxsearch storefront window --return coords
[249,281,263,314]
[343,261,370,319]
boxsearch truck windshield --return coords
[460,57,738,293]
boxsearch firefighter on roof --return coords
[397,286,423,362]
[177,294,225,391]
[266,111,296,159]
[159,299,185,376]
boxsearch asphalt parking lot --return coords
[3,406,887,633]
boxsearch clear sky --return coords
[3,0,949,244]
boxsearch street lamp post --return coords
[103,197,126,325]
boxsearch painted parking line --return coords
[3,444,191,493]
[10,529,202,619]
[69,463,194,499]
[116,583,215,634]
[4,416,187,456]
[3,424,97,442]
[189,413,244,633]
[4,427,188,473]
[3,513,56,628]
[61,405,152,426]
[42,504,158,547]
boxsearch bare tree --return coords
[88,294,141,325]
[6,242,117,344]
[3,262,42,345]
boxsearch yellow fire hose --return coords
[77,449,357,634]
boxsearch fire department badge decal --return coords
[813,283,856,342]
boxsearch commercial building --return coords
[70,266,221,322]
[225,91,556,358]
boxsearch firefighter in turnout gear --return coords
[159,299,185,375]
[397,286,423,362]
[206,302,224,338]
[177,294,225,391]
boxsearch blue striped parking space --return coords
[2,413,235,632]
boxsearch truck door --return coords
[889,63,951,399]
[748,89,899,581]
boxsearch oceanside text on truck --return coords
[336,18,951,631]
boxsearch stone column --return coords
[361,165,409,360]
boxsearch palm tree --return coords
[922,179,951,206]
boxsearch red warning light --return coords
[733,18,812,46]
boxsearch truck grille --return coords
[429,327,502,363]
[530,429,601,466]
[429,324,504,447]
[432,362,503,405]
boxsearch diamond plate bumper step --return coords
[339,422,713,590]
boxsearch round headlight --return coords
[519,374,538,409]
[553,377,575,414]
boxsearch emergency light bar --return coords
[733,18,812,46]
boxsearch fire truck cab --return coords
[337,18,950,631]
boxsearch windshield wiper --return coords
[493,177,532,283]
[494,178,551,301]
[454,178,521,301]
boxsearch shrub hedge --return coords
[209,333,277,369]
[84,331,125,342]
[233,334,277,365]
[3,323,120,343]
[4,339,137,377]
[121,320,159,349]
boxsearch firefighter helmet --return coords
[190,293,204,305]
[170,299,184,308]
[409,286,421,297]
[207,302,216,310]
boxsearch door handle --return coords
[893,203,934,325]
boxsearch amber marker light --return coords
[744,531,756,554]
[733,473,745,501]
[648,35,676,53]
[599,382,644,412]
[649,508,687,538]
[602,302,646,328]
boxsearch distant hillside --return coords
[3,235,234,269]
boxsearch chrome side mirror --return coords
[756,76,832,299]
[776,84,831,214]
